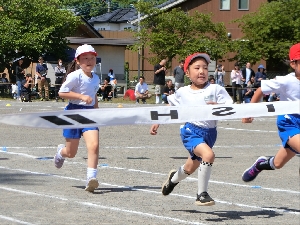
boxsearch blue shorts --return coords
[63,103,99,139]
[277,114,300,154]
[180,123,217,161]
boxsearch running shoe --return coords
[54,144,65,169]
[85,178,99,192]
[195,192,215,206]
[242,156,268,182]
[162,169,178,195]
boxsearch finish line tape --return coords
[0,101,299,129]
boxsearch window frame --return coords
[238,0,249,11]
[220,0,230,11]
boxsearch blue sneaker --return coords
[242,156,268,182]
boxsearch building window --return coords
[98,28,106,31]
[238,0,249,10]
[220,0,230,10]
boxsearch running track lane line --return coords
[0,186,205,225]
[0,151,299,195]
[0,215,36,225]
[0,166,299,215]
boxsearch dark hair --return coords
[234,62,239,67]
[26,73,32,77]
[179,60,184,64]
[139,76,145,80]
[58,59,62,64]
[64,60,80,82]
[104,77,110,82]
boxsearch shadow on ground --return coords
[172,209,283,222]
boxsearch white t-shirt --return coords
[167,84,233,128]
[135,82,148,95]
[261,73,300,101]
[59,69,100,106]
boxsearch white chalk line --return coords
[0,166,299,216]
[0,215,36,225]
[0,150,298,195]
[218,127,276,133]
[0,143,281,150]
[0,185,205,225]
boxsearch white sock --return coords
[57,147,65,160]
[171,165,189,183]
[197,161,213,195]
[87,168,98,180]
[155,95,160,104]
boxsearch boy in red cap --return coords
[242,43,300,182]
[150,53,233,206]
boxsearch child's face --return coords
[77,53,96,73]
[185,58,208,86]
[290,60,300,77]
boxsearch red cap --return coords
[289,43,300,61]
[183,53,210,72]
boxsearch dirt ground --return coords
[0,100,299,225]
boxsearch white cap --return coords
[75,44,97,59]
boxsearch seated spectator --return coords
[20,74,33,102]
[0,73,9,93]
[244,76,255,103]
[100,77,113,101]
[162,79,175,104]
[135,76,151,104]
[268,92,280,102]
[209,77,216,84]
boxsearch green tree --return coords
[0,0,81,81]
[231,0,300,70]
[131,2,230,66]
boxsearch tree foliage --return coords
[231,0,300,68]
[131,2,230,66]
[0,0,81,79]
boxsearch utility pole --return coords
[107,0,111,12]
[137,0,141,79]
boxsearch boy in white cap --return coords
[242,43,300,182]
[54,44,100,192]
[150,53,233,206]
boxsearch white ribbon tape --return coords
[0,101,299,129]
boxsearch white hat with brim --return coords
[75,44,97,59]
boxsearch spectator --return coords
[0,73,9,94]
[135,76,151,104]
[11,83,18,99]
[162,79,175,104]
[231,62,243,104]
[20,74,33,102]
[254,64,267,88]
[100,77,113,101]
[244,76,255,103]
[214,64,225,86]
[36,56,49,101]
[268,92,280,102]
[241,62,255,94]
[54,59,66,102]
[153,59,167,104]
[15,59,25,100]
[108,69,117,97]
[209,77,216,84]
[173,60,185,91]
